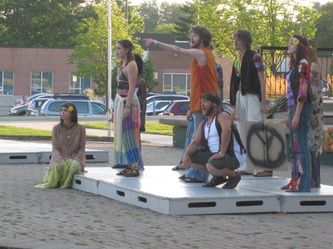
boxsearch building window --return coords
[31,72,53,95]
[70,74,91,94]
[163,73,190,96]
[0,71,14,95]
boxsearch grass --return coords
[0,125,52,136]
[0,121,173,136]
[82,122,173,136]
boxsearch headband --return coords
[201,92,221,106]
[290,37,309,57]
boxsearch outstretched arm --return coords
[143,38,206,66]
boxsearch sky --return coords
[130,0,332,6]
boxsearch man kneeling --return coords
[182,92,242,189]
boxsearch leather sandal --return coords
[116,168,130,176]
[124,169,140,177]
[203,176,227,187]
[253,170,273,177]
[172,164,186,170]
[184,177,204,183]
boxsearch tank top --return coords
[204,116,220,153]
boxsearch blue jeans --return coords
[288,103,313,192]
[182,111,209,182]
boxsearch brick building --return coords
[0,47,94,97]
[0,34,233,104]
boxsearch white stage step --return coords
[73,166,333,215]
[0,139,108,164]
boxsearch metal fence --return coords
[258,46,333,99]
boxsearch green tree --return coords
[142,53,159,92]
[137,0,159,32]
[154,24,176,34]
[159,2,183,25]
[194,0,319,73]
[315,2,333,48]
[68,3,143,97]
[173,3,196,41]
[0,0,97,47]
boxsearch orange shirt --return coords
[190,47,219,112]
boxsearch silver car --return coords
[40,99,106,116]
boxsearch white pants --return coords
[235,91,262,171]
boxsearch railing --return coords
[258,46,333,99]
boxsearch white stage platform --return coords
[73,166,333,215]
[0,139,108,164]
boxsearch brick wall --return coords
[0,47,97,96]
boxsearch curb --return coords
[0,135,113,142]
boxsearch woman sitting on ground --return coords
[35,102,86,188]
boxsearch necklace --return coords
[206,119,213,141]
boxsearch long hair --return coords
[60,102,78,125]
[189,25,213,48]
[289,35,309,69]
[117,39,135,67]
[134,54,144,76]
[308,39,320,66]
[234,29,253,50]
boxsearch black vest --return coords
[201,111,246,156]
[230,50,262,106]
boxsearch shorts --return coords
[190,150,240,170]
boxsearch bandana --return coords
[201,92,221,106]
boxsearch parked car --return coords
[161,100,190,116]
[145,100,171,116]
[26,98,49,116]
[15,93,49,106]
[8,103,30,116]
[160,100,232,116]
[146,94,189,106]
[40,99,106,116]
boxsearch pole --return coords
[107,0,113,137]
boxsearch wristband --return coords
[218,151,225,158]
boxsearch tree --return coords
[68,3,143,97]
[315,2,333,48]
[154,24,176,34]
[193,0,320,73]
[159,2,183,25]
[137,0,159,32]
[0,0,97,47]
[141,53,159,92]
[173,3,196,41]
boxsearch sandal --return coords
[281,180,292,190]
[116,168,130,176]
[253,170,273,177]
[202,176,227,187]
[172,164,186,170]
[179,174,186,180]
[285,186,298,192]
[184,177,204,183]
[124,169,140,177]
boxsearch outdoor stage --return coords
[1,139,333,215]
[73,166,333,215]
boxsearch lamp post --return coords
[107,0,113,137]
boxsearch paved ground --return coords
[1,138,333,249]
